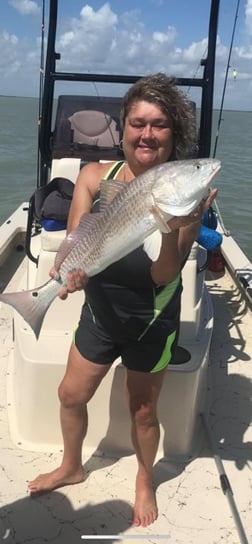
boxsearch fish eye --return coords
[195,163,201,169]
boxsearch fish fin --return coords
[54,213,102,270]
[143,231,162,262]
[0,279,60,339]
[99,179,127,212]
[143,204,173,261]
[150,204,173,233]
[54,234,76,271]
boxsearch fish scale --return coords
[58,175,156,279]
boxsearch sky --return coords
[0,0,252,110]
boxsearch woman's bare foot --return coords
[28,466,85,495]
[132,478,158,527]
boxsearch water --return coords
[211,110,252,261]
[0,96,251,260]
[0,96,38,213]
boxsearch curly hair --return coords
[120,73,197,160]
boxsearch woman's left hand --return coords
[167,188,217,231]
[50,267,88,300]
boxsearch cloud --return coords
[56,6,189,77]
[80,3,117,27]
[152,26,177,45]
[57,3,118,67]
[245,0,252,36]
[0,32,20,76]
[0,28,40,93]
[9,0,40,16]
[1,2,252,110]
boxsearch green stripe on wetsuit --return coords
[137,275,180,373]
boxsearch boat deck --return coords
[0,267,251,544]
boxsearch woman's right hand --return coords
[50,267,88,299]
[167,188,218,231]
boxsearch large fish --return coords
[0,158,220,338]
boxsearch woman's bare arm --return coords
[52,161,114,296]
[150,188,217,285]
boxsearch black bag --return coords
[34,177,74,222]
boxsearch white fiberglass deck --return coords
[0,260,251,543]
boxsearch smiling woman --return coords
[0,2,252,543]
[120,73,197,164]
[19,71,218,530]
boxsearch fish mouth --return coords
[209,160,221,182]
[208,157,221,185]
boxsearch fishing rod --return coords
[185,46,208,96]
[37,0,46,188]
[212,0,240,235]
[25,0,47,265]
[201,413,249,544]
[212,0,241,158]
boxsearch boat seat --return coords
[52,95,124,161]
[39,228,65,252]
[39,156,112,253]
[68,110,119,147]
[40,153,124,253]
[50,157,81,183]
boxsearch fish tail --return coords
[0,279,61,339]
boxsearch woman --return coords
[28,73,217,527]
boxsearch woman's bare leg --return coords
[125,368,166,527]
[28,343,111,494]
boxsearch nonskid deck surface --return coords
[0,270,251,544]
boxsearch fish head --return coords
[151,158,221,217]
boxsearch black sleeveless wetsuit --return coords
[74,161,182,372]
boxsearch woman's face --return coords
[123,100,174,175]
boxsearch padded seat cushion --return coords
[41,228,66,252]
[68,110,119,146]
